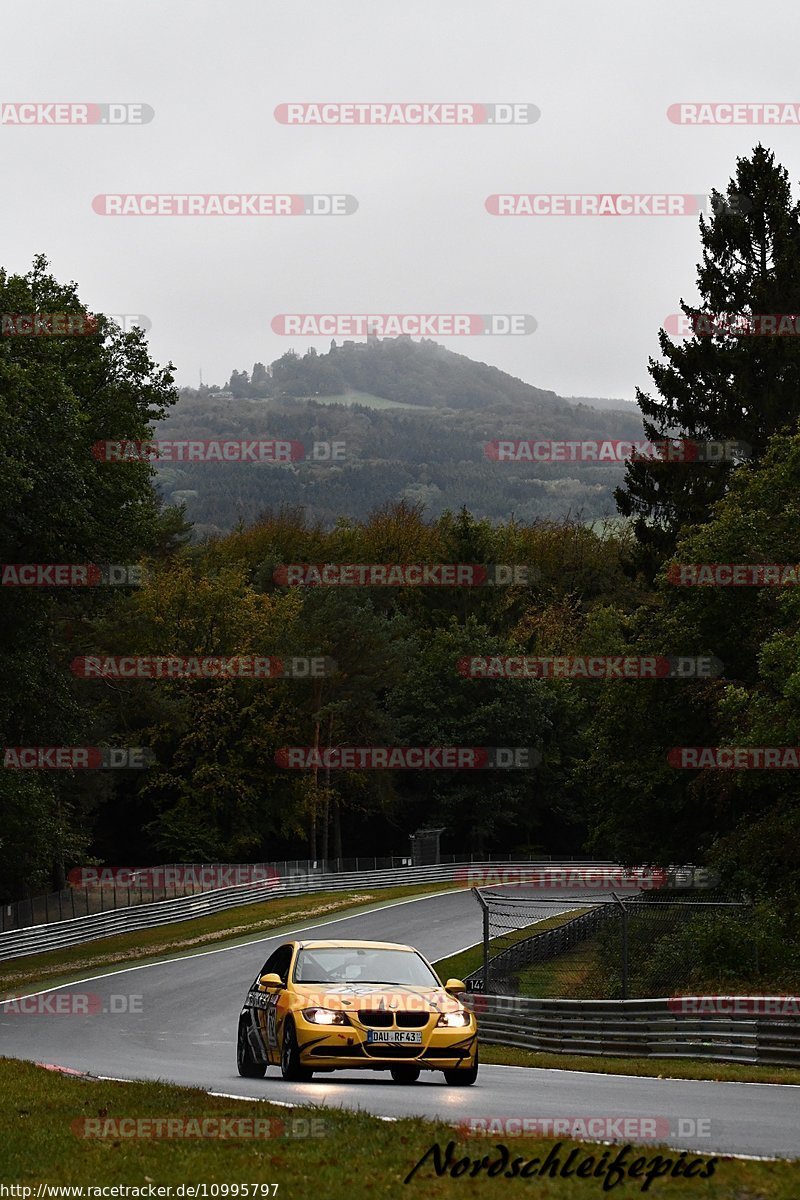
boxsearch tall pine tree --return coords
[616,146,800,567]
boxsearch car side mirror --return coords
[443,978,466,994]
[259,972,283,990]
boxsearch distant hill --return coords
[159,338,644,535]
[563,395,640,413]
[224,337,565,411]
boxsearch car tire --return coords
[390,1066,421,1083]
[443,1049,478,1087]
[237,1015,266,1078]
[280,1017,314,1082]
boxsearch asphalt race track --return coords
[2,888,798,1160]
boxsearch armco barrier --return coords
[0,860,703,962]
[464,993,800,1067]
[0,863,712,963]
[0,854,613,932]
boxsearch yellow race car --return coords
[236,938,478,1085]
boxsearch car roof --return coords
[294,939,416,951]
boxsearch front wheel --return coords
[443,1049,478,1087]
[390,1066,420,1083]
[280,1017,314,1082]
[237,1015,266,1078]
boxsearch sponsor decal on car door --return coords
[266,993,279,1050]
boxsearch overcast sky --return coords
[4,1,800,399]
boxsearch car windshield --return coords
[293,947,440,986]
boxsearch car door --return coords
[256,943,294,1065]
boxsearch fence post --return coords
[471,888,490,992]
[611,892,629,1000]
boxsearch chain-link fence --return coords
[0,853,605,932]
[467,887,751,999]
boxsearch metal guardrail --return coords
[0,860,620,962]
[464,993,800,1067]
[0,853,604,933]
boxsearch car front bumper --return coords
[294,1013,478,1070]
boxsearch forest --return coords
[2,147,799,987]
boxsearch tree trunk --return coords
[333,792,343,860]
[310,714,320,861]
[321,711,333,867]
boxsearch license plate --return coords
[366,1030,422,1044]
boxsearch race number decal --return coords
[266,995,279,1047]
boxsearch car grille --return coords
[357,1011,393,1027]
[357,1010,431,1028]
[396,1012,429,1028]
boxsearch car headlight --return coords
[301,1007,350,1025]
[436,1010,471,1027]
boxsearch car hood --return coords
[290,983,463,1014]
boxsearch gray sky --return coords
[4,0,800,397]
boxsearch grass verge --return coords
[434,919,800,1085]
[479,1044,800,1085]
[514,936,605,997]
[433,907,588,984]
[1,1058,797,1196]
[0,882,461,996]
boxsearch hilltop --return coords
[159,338,643,534]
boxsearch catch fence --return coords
[467,889,748,999]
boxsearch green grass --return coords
[479,1044,800,1085]
[2,1058,798,1195]
[433,914,800,1086]
[433,908,588,984]
[0,882,461,996]
[514,935,605,997]
[511,915,800,1001]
